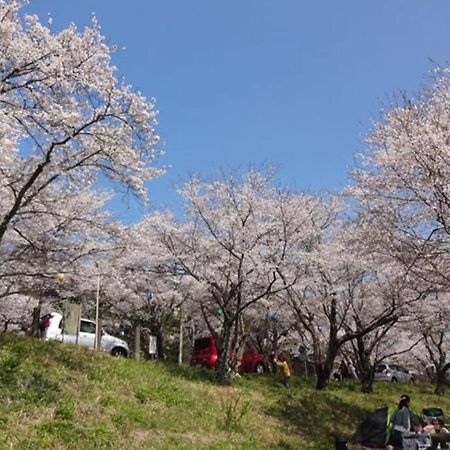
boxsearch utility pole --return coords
[178,307,183,366]
[94,272,101,351]
[135,324,141,360]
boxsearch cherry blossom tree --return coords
[345,292,423,394]
[0,0,163,249]
[350,68,450,293]
[156,170,326,383]
[0,184,122,331]
[98,214,192,359]
[348,68,450,393]
[279,215,417,390]
[337,221,427,393]
[0,0,164,336]
[0,293,35,331]
[406,292,450,395]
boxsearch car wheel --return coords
[391,377,398,383]
[110,347,127,358]
[255,362,265,375]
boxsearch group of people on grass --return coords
[272,355,356,388]
[388,394,449,450]
[333,360,358,381]
[271,357,449,449]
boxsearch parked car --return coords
[374,363,414,383]
[41,312,129,357]
[190,336,267,374]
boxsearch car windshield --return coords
[375,365,387,372]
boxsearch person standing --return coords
[390,394,413,450]
[339,361,349,379]
[274,354,291,388]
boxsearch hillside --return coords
[0,333,449,450]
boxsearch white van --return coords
[41,312,129,357]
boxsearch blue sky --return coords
[28,1,450,221]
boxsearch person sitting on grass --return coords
[423,417,449,434]
[273,354,291,388]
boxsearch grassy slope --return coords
[0,333,449,450]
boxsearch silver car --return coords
[374,363,414,383]
[42,312,129,357]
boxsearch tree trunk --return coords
[315,350,337,390]
[315,365,327,390]
[31,302,42,338]
[434,368,447,396]
[156,328,165,359]
[354,336,374,394]
[360,371,374,394]
[217,321,233,384]
[315,360,333,390]
[314,320,339,390]
[269,325,279,374]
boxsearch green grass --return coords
[0,333,448,449]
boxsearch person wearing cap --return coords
[390,395,413,450]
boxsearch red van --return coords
[190,336,266,374]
